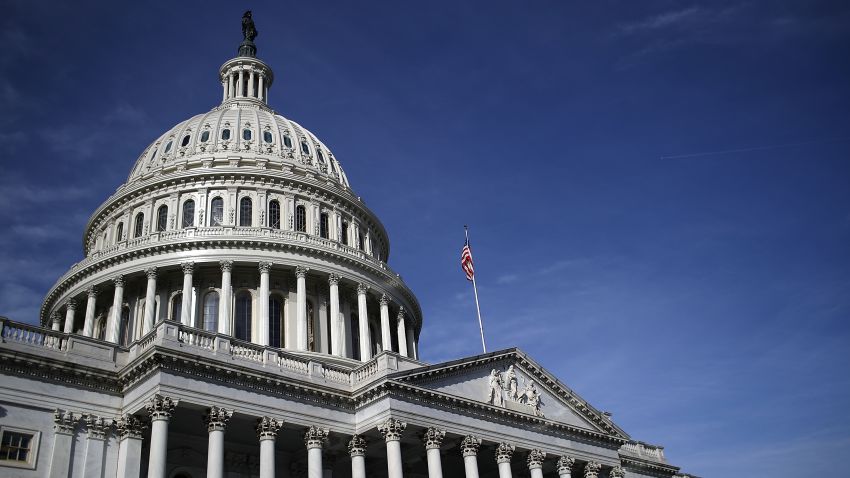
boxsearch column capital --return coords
[377,417,406,442]
[328,273,341,285]
[256,416,283,441]
[527,449,546,470]
[115,414,147,440]
[50,311,61,324]
[584,461,601,478]
[53,409,78,435]
[460,435,481,457]
[380,293,389,306]
[204,406,234,432]
[65,299,77,311]
[113,275,125,287]
[258,261,273,273]
[610,465,626,478]
[295,265,309,278]
[397,307,405,319]
[556,456,575,474]
[145,267,158,279]
[495,442,515,464]
[304,425,329,449]
[181,261,195,274]
[146,393,178,421]
[357,283,369,295]
[422,427,445,450]
[348,434,367,457]
[86,286,98,297]
[83,414,111,440]
[219,260,234,272]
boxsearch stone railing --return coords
[0,319,67,351]
[230,339,265,363]
[178,327,217,351]
[620,441,666,462]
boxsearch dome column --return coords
[106,275,125,343]
[248,70,255,97]
[237,69,244,97]
[396,307,408,357]
[50,312,61,331]
[258,262,272,346]
[219,261,233,336]
[296,266,309,350]
[63,300,76,334]
[143,267,158,335]
[83,286,97,336]
[379,294,392,353]
[357,284,371,361]
[258,74,265,101]
[329,274,342,356]
[180,262,194,327]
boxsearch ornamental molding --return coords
[256,416,282,440]
[422,427,446,450]
[527,448,546,469]
[65,299,77,310]
[53,409,78,434]
[377,417,406,442]
[460,434,481,457]
[147,393,179,420]
[495,442,515,464]
[115,414,147,440]
[557,456,576,474]
[620,456,681,476]
[0,349,122,394]
[348,434,367,457]
[219,260,234,272]
[584,461,601,478]
[303,425,329,449]
[84,413,112,439]
[610,465,626,478]
[145,267,157,279]
[204,405,234,432]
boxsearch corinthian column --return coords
[219,260,233,335]
[180,262,194,327]
[396,307,408,357]
[83,286,98,336]
[295,266,309,350]
[204,406,233,478]
[106,275,125,343]
[556,456,575,478]
[460,435,481,478]
[328,274,342,356]
[584,462,601,478]
[348,435,367,478]
[63,299,76,334]
[50,312,61,331]
[357,283,371,361]
[48,410,77,478]
[610,465,626,478]
[83,414,111,478]
[379,294,391,352]
[257,417,283,478]
[422,427,446,478]
[378,418,406,478]
[495,442,515,478]
[143,267,158,335]
[259,262,272,346]
[116,414,146,478]
[527,449,545,478]
[146,394,178,478]
[304,426,329,478]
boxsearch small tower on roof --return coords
[220,11,274,105]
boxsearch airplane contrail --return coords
[660,137,850,160]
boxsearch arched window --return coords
[341,221,349,245]
[181,134,190,147]
[269,297,282,348]
[263,131,273,143]
[170,293,182,323]
[317,150,326,164]
[235,292,252,341]
[300,141,310,155]
[134,213,144,238]
[203,292,219,332]
[295,205,306,232]
[182,200,195,228]
[268,200,281,229]
[283,136,292,148]
[319,213,329,239]
[156,205,168,232]
[164,140,173,153]
[211,197,224,226]
[221,129,231,141]
[150,147,158,161]
[239,197,252,227]
[200,130,210,142]
[115,222,124,243]
[242,129,252,141]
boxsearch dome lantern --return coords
[219,11,274,105]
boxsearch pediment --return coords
[392,348,627,438]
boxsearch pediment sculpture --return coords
[487,365,545,418]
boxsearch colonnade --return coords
[222,64,271,103]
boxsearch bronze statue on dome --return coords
[242,11,258,41]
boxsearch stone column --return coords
[146,394,178,478]
[556,456,575,478]
[237,69,244,96]
[257,417,283,478]
[50,312,61,331]
[259,262,272,346]
[460,435,481,478]
[296,266,309,350]
[106,275,125,343]
[258,74,265,101]
[406,324,416,360]
[305,426,329,478]
[204,406,233,478]
[83,286,98,336]
[495,442,515,478]
[180,262,194,327]
[48,410,77,478]
[396,307,408,357]
[328,274,342,356]
[63,300,76,334]
[83,414,110,478]
[219,260,233,335]
[378,418,406,478]
[228,73,234,98]
[584,462,601,478]
[356,284,371,361]
[527,449,545,478]
[143,267,158,335]
[116,414,147,478]
[422,427,446,478]
[348,435,367,478]
[379,294,391,353]
[248,70,256,97]
[610,465,626,478]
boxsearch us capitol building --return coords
[0,13,696,478]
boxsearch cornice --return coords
[621,456,681,477]
[0,349,122,394]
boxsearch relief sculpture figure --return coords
[487,369,504,406]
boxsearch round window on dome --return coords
[181,135,190,147]
[164,141,173,153]
[283,136,292,148]
[243,129,252,141]
[221,129,231,141]
[200,131,210,142]
[263,131,273,143]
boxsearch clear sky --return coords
[2,1,849,476]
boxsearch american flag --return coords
[461,238,475,281]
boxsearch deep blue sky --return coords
[2,1,849,476]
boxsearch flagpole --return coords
[466,226,487,353]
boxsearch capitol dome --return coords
[39,30,421,363]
